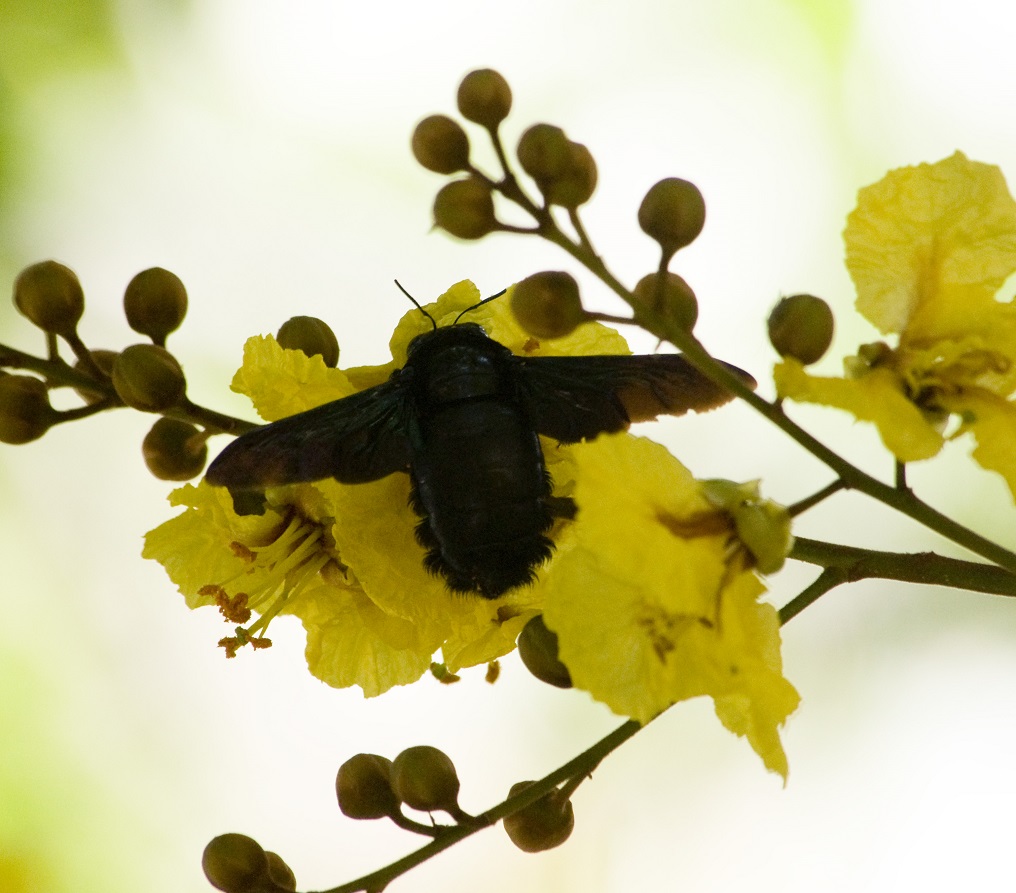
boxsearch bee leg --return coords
[544,495,577,520]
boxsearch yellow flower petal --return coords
[232,334,357,420]
[774,358,944,462]
[947,390,1016,500]
[293,585,439,696]
[846,151,1016,338]
[542,434,798,778]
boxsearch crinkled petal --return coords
[846,152,1016,338]
[947,390,1016,500]
[292,585,438,696]
[142,482,288,606]
[774,358,944,462]
[542,434,798,778]
[232,335,357,420]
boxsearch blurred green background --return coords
[3,1,1016,891]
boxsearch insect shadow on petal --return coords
[205,288,755,598]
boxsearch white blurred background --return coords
[3,1,1016,891]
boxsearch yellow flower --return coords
[775,152,1016,493]
[541,434,799,779]
[144,281,624,695]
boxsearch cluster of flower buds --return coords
[201,833,296,893]
[336,745,465,823]
[412,69,710,346]
[1,260,340,481]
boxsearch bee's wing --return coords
[514,353,754,443]
[205,378,412,490]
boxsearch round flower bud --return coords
[13,260,85,338]
[201,833,268,893]
[265,852,297,892]
[516,123,571,186]
[638,178,706,257]
[432,177,497,240]
[732,498,793,575]
[0,374,53,444]
[123,267,188,346]
[517,614,572,689]
[510,272,587,340]
[72,349,117,404]
[503,782,575,853]
[767,294,834,365]
[542,142,597,209]
[456,68,512,130]
[702,479,792,575]
[631,271,698,334]
[391,745,461,813]
[276,316,339,367]
[411,114,471,174]
[142,417,208,481]
[111,344,186,412]
[336,753,400,820]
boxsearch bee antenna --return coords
[394,280,437,330]
[453,288,507,325]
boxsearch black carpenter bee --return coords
[205,297,753,598]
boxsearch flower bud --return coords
[391,745,461,813]
[201,833,268,893]
[411,114,471,174]
[0,374,53,444]
[631,272,698,335]
[111,344,186,412]
[638,178,706,257]
[503,782,575,853]
[13,260,85,338]
[767,294,834,365]
[276,316,339,367]
[336,753,400,820]
[142,417,208,480]
[510,272,588,339]
[542,142,597,209]
[517,615,572,689]
[123,267,188,346]
[516,123,571,186]
[265,852,297,892]
[702,479,792,575]
[432,177,497,240]
[457,68,512,130]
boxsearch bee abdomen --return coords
[410,399,554,599]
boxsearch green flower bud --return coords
[432,177,497,240]
[702,479,792,575]
[201,833,268,893]
[631,272,698,335]
[142,417,208,481]
[111,344,186,412]
[336,753,400,820]
[767,294,834,365]
[510,272,588,340]
[542,142,597,209]
[391,745,461,813]
[411,114,471,174]
[638,178,706,257]
[503,782,575,853]
[72,349,117,404]
[516,123,571,186]
[13,260,85,338]
[264,852,297,892]
[517,615,572,689]
[0,374,53,444]
[457,68,512,130]
[123,267,188,346]
[276,315,339,367]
